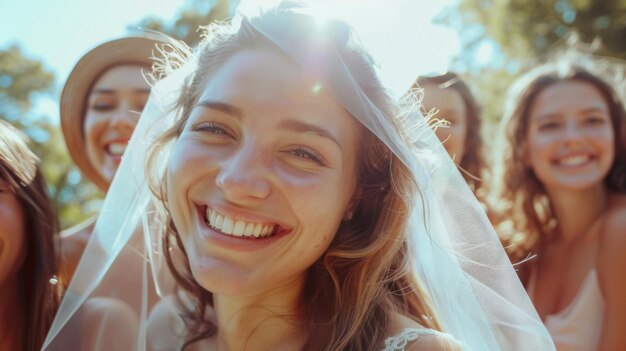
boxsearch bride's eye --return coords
[190,121,233,137]
[286,146,326,165]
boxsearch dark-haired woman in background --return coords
[0,120,60,351]
[414,72,485,192]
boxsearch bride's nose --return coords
[215,143,272,201]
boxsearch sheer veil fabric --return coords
[43,1,555,350]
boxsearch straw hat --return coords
[60,36,162,190]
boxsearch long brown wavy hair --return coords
[0,120,60,351]
[488,61,626,284]
[414,72,485,191]
[146,6,440,350]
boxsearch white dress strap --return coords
[382,328,451,351]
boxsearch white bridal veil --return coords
[43,1,555,350]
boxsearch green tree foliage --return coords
[438,0,624,132]
[0,46,53,113]
[135,0,232,47]
[0,45,100,229]
[444,0,625,62]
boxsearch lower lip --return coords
[104,148,124,161]
[195,207,290,252]
[109,155,123,164]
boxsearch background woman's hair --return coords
[146,7,440,350]
[414,72,485,191]
[0,120,60,351]
[488,59,626,283]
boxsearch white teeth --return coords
[232,220,245,237]
[107,142,127,156]
[558,155,590,167]
[205,207,278,239]
[253,223,262,238]
[222,217,234,235]
[210,209,217,224]
[244,223,255,237]
[214,214,224,228]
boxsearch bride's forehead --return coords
[207,50,318,86]
[199,50,340,106]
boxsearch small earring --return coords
[344,210,354,221]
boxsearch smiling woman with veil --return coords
[43,1,555,350]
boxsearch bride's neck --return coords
[213,279,305,350]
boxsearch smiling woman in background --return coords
[57,36,162,287]
[414,72,485,192]
[490,59,626,350]
[0,120,60,351]
[43,3,555,351]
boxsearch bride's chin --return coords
[195,278,257,297]
[188,258,258,296]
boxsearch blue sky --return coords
[1,0,460,124]
[1,0,187,83]
[1,0,191,122]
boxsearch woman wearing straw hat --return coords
[58,36,162,288]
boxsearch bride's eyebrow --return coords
[194,99,343,150]
[278,119,342,151]
[196,100,243,120]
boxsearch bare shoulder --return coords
[79,297,139,350]
[606,193,626,225]
[595,194,626,351]
[386,313,462,351]
[147,295,187,348]
[148,294,216,351]
[57,217,96,287]
[59,217,95,253]
[597,196,626,292]
[599,197,626,262]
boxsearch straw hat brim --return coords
[60,37,162,191]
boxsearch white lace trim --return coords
[382,328,447,351]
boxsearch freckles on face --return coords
[83,64,150,187]
[165,49,361,295]
[0,179,25,287]
[420,83,468,164]
[525,80,615,191]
